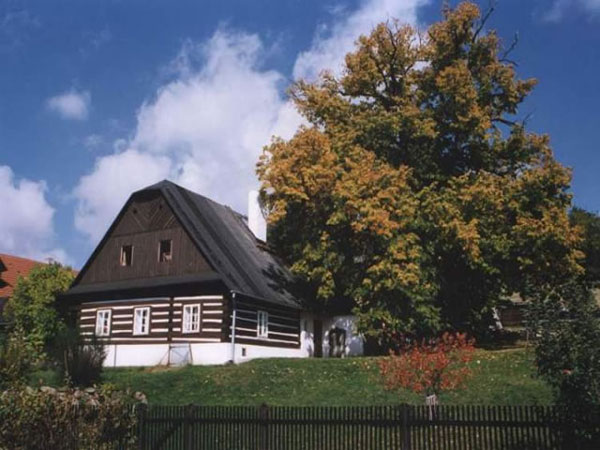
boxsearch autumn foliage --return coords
[258,1,582,344]
[378,333,475,397]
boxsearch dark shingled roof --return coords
[65,180,303,309]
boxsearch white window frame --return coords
[182,304,201,334]
[95,309,111,337]
[133,307,150,335]
[257,310,269,339]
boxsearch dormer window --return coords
[158,240,172,262]
[120,245,133,266]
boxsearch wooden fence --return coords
[136,404,600,450]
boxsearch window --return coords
[120,245,133,266]
[95,309,111,336]
[158,239,172,262]
[257,311,268,338]
[133,307,150,335]
[182,304,200,333]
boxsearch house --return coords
[60,180,364,367]
[0,253,43,323]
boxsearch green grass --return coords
[100,348,552,406]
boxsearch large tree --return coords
[257,2,581,345]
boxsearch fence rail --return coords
[136,404,600,450]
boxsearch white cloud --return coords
[293,0,429,80]
[73,29,304,244]
[46,89,90,121]
[83,134,103,150]
[0,165,69,264]
[73,0,427,246]
[541,0,600,22]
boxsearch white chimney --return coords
[248,190,267,241]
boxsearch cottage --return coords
[61,180,363,367]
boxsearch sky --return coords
[0,0,599,269]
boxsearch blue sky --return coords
[0,0,599,268]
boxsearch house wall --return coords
[78,295,227,349]
[78,292,307,367]
[230,295,301,350]
[78,190,213,285]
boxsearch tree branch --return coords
[472,0,496,42]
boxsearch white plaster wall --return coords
[103,341,311,367]
[322,315,364,357]
[104,344,171,367]
[233,342,308,364]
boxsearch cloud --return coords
[0,165,69,264]
[0,8,40,51]
[541,0,600,22]
[46,89,91,121]
[83,134,104,150]
[73,0,428,245]
[73,30,304,244]
[293,0,429,80]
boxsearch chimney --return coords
[248,190,267,241]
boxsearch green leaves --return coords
[4,262,75,362]
[529,282,600,407]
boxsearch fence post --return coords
[259,403,270,450]
[401,404,411,450]
[184,404,194,450]
[137,403,147,450]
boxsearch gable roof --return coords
[67,180,303,309]
[0,253,43,299]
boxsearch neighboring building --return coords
[0,253,43,322]
[61,180,363,367]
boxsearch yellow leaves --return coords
[343,22,421,102]
[334,148,415,238]
[258,128,337,224]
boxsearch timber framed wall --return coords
[230,295,301,349]
[78,295,227,345]
[76,292,307,366]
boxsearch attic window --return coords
[158,240,172,262]
[120,245,133,267]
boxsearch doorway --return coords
[313,319,323,358]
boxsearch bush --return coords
[378,332,475,401]
[52,327,106,387]
[528,282,600,408]
[0,384,145,449]
[0,328,34,389]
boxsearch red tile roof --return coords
[0,253,44,299]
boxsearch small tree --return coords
[4,261,74,362]
[378,332,475,403]
[529,282,600,408]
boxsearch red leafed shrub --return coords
[378,332,475,397]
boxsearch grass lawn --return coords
[100,348,552,406]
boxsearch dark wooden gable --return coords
[78,190,213,285]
